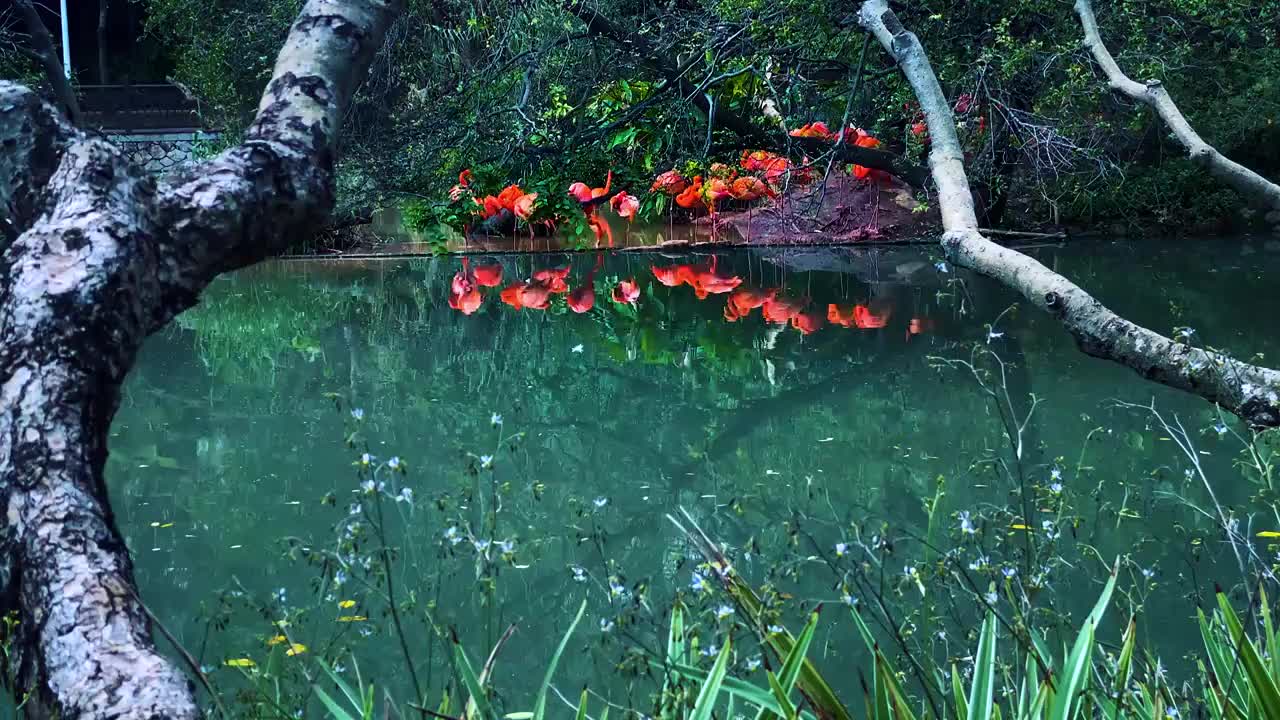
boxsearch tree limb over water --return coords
[0,0,401,716]
[1074,0,1280,219]
[857,0,1280,429]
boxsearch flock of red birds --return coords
[446,255,935,341]
[448,120,893,244]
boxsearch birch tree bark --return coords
[0,1,400,717]
[857,0,1280,428]
[1075,0,1280,219]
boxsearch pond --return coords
[107,235,1280,714]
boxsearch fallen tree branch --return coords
[0,1,402,716]
[1074,0,1280,215]
[858,0,1280,428]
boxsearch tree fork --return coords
[857,0,1280,428]
[0,1,401,716]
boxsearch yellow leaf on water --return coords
[285,643,307,656]
[266,635,287,646]
[337,616,368,623]
[338,600,356,609]
[160,522,174,528]
[1257,531,1280,538]
[1011,524,1031,531]
[225,658,256,668]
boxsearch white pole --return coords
[59,0,71,79]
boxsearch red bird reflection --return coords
[761,295,805,324]
[472,264,504,287]
[791,309,824,335]
[567,256,604,314]
[448,259,483,315]
[612,278,640,306]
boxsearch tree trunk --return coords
[98,0,110,84]
[0,0,402,716]
[856,0,1280,428]
[13,0,82,125]
[1075,0,1280,216]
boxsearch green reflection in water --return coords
[108,237,1280,712]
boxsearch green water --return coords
[108,236,1280,712]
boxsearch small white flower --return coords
[497,539,515,554]
[334,570,347,586]
[360,479,376,494]
[935,261,949,273]
[834,542,848,557]
[841,593,857,607]
[969,555,989,571]
[715,604,734,620]
[608,577,627,598]
[1165,705,1180,719]
[1050,467,1062,481]
[359,453,375,467]
[767,624,784,635]
[473,539,491,553]
[570,566,587,582]
[396,487,413,503]
[904,565,918,579]
[479,455,494,469]
[690,572,708,593]
[387,456,401,470]
[593,496,609,508]
[984,590,998,604]
[958,510,976,535]
[1042,520,1060,540]
[1214,421,1228,436]
[491,413,503,426]
[701,644,719,657]
[350,408,364,421]
[571,344,584,353]
[444,526,462,545]
[1001,566,1016,578]
[275,587,287,604]
[348,502,362,516]
[1049,482,1063,494]
[986,329,1004,343]
[745,656,762,672]
[600,618,615,633]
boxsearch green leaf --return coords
[766,671,800,720]
[454,639,493,720]
[654,660,784,714]
[690,637,733,720]
[952,664,969,719]
[968,611,997,720]
[314,686,359,720]
[1217,591,1280,720]
[1047,559,1119,720]
[575,689,589,720]
[533,600,587,720]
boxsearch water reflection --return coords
[108,238,1280,709]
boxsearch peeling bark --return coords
[0,1,401,716]
[858,0,1280,428]
[1075,0,1280,214]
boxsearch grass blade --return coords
[967,611,997,720]
[314,685,359,720]
[533,599,587,720]
[691,637,733,720]
[453,635,493,720]
[1217,591,1280,720]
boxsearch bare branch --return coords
[858,0,1280,428]
[1075,0,1280,213]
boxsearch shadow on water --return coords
[109,236,1280,707]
